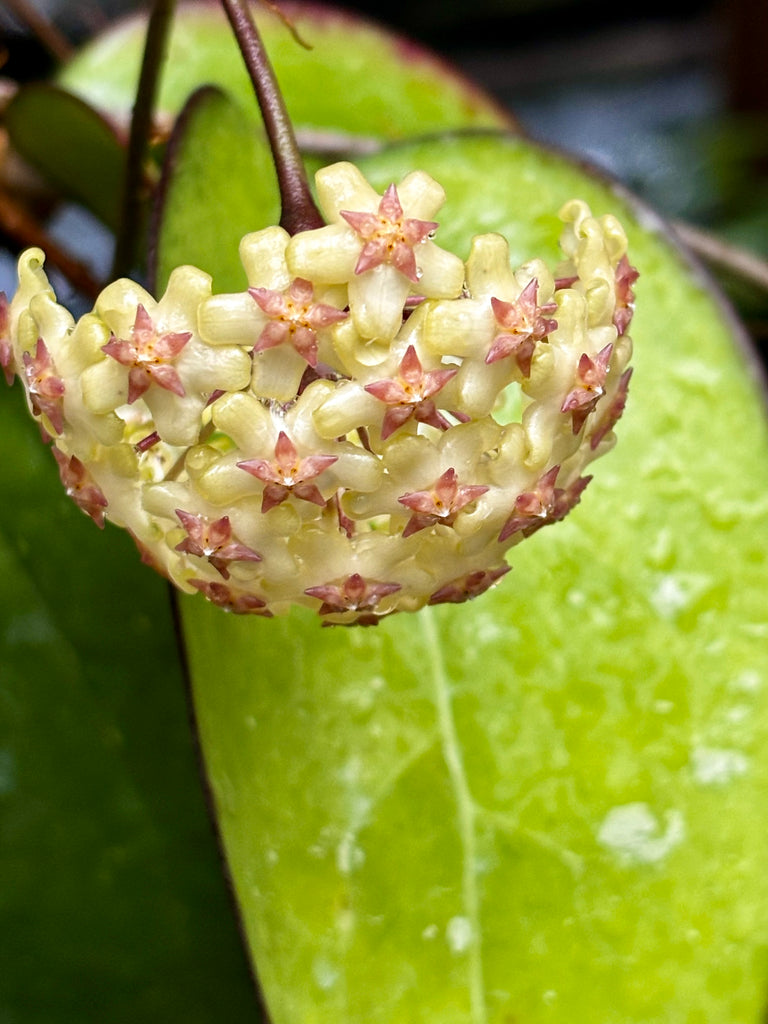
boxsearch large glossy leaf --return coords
[58,1,512,140]
[0,387,258,1018]
[158,132,768,1021]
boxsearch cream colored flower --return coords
[6,165,636,625]
[286,162,465,340]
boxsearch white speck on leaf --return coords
[312,956,339,991]
[446,915,473,954]
[731,669,762,693]
[336,832,365,874]
[597,803,685,865]
[691,746,748,786]
[649,574,689,619]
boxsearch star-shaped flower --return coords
[174,509,262,579]
[102,304,191,403]
[550,475,592,523]
[287,163,465,339]
[364,345,458,439]
[304,572,401,624]
[340,184,438,284]
[561,343,614,434]
[499,468,592,542]
[52,449,108,528]
[22,338,65,433]
[486,278,558,374]
[428,564,511,605]
[590,367,633,449]
[614,255,639,336]
[249,277,347,367]
[237,430,338,512]
[190,578,272,616]
[498,465,560,542]
[398,467,489,537]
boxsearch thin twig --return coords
[110,0,177,280]
[3,0,73,64]
[260,0,313,50]
[220,0,323,235]
[0,187,101,299]
[673,219,768,295]
[294,127,382,157]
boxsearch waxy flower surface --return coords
[6,162,636,624]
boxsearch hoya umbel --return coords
[4,163,636,625]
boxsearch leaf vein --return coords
[421,607,487,1024]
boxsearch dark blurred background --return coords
[1,0,767,344]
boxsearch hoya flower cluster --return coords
[3,162,636,625]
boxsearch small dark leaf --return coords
[5,84,126,230]
[152,86,281,294]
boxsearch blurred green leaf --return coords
[159,131,768,1022]
[58,2,513,140]
[5,84,125,230]
[0,387,259,1020]
[152,86,281,294]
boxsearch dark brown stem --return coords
[220,0,324,235]
[0,188,101,299]
[111,0,177,279]
[672,219,768,295]
[3,0,73,63]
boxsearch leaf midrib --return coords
[421,606,487,1024]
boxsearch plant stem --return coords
[672,219,768,294]
[0,187,101,299]
[220,0,324,235]
[111,0,177,280]
[4,0,73,63]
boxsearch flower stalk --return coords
[219,0,323,235]
[112,0,178,279]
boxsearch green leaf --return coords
[0,388,258,1019]
[4,84,125,229]
[57,2,512,141]
[152,86,281,294]
[163,133,768,1021]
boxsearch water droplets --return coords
[648,571,713,621]
[445,914,473,954]
[336,832,366,875]
[690,746,749,786]
[312,955,340,991]
[649,573,689,619]
[597,802,685,866]
[730,668,762,694]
